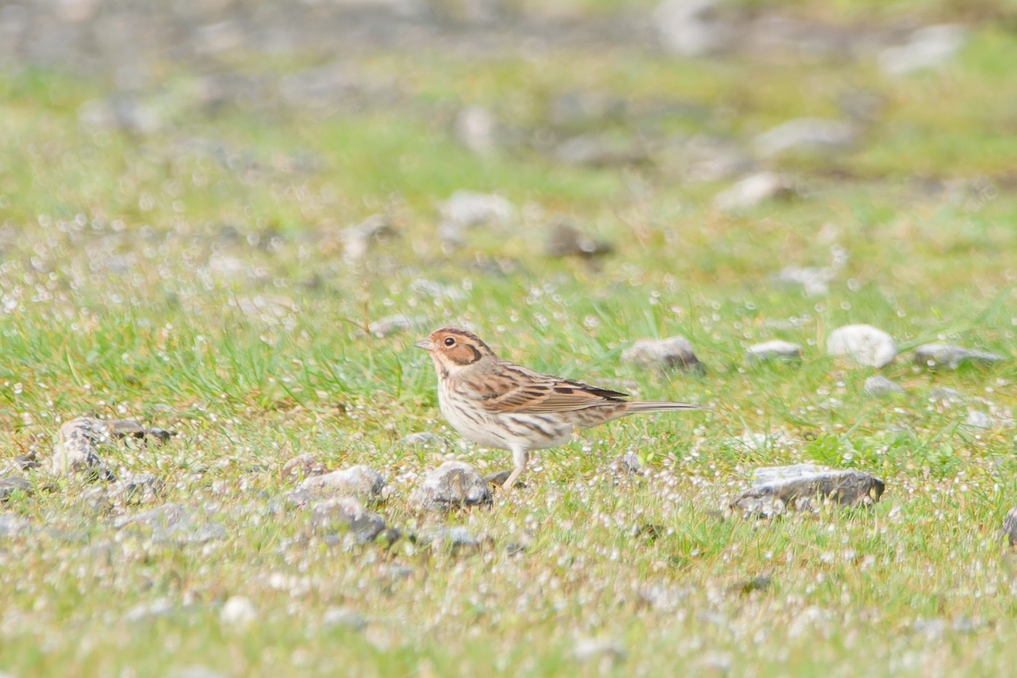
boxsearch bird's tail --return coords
[625,401,709,413]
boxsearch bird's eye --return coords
[444,337,456,347]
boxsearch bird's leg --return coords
[501,448,529,492]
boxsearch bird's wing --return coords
[474,363,629,414]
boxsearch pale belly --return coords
[438,391,572,451]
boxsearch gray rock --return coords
[116,474,165,505]
[340,214,395,264]
[929,387,965,402]
[1001,506,1017,547]
[732,464,885,517]
[548,92,627,129]
[109,420,171,443]
[0,477,31,501]
[409,461,492,512]
[278,62,363,108]
[322,606,366,630]
[620,453,642,475]
[77,95,161,134]
[396,432,452,451]
[654,0,733,57]
[744,340,802,364]
[573,638,627,664]
[115,503,190,530]
[914,343,1005,370]
[123,598,174,622]
[622,336,704,373]
[50,417,117,481]
[155,521,228,545]
[455,106,498,154]
[774,265,835,296]
[714,172,794,210]
[826,324,896,368]
[864,375,904,397]
[545,220,612,258]
[438,191,515,229]
[964,411,992,430]
[879,25,966,76]
[280,454,327,481]
[310,497,386,544]
[0,515,30,538]
[115,503,226,545]
[166,666,227,678]
[366,314,428,339]
[417,526,485,553]
[554,134,647,167]
[300,465,385,502]
[753,118,856,158]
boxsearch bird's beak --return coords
[414,337,434,350]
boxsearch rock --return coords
[115,503,227,545]
[310,497,387,544]
[753,118,856,157]
[864,375,904,397]
[548,92,627,129]
[1001,506,1017,547]
[744,340,802,364]
[0,515,30,538]
[340,214,395,264]
[714,172,794,210]
[554,134,647,167]
[280,454,327,481]
[123,598,174,622]
[50,418,117,481]
[220,596,257,629]
[408,461,492,512]
[300,465,385,502]
[545,220,612,258]
[914,343,1005,370]
[654,0,732,57]
[417,526,485,553]
[728,574,772,594]
[879,25,966,76]
[0,477,31,501]
[109,420,171,443]
[620,453,642,475]
[455,106,498,154]
[731,464,885,517]
[396,432,452,451]
[115,474,164,504]
[826,324,896,368]
[929,387,964,401]
[573,638,627,666]
[77,95,161,134]
[964,411,992,430]
[774,266,834,296]
[322,606,366,630]
[166,667,227,678]
[438,191,515,229]
[278,62,363,108]
[682,138,756,182]
[622,336,704,373]
[366,314,428,338]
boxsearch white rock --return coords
[744,339,802,363]
[864,375,904,397]
[964,411,992,430]
[455,106,497,154]
[879,25,966,76]
[654,0,732,57]
[300,465,385,501]
[714,172,794,210]
[220,596,257,629]
[622,336,702,372]
[438,191,515,229]
[826,324,896,368]
[753,118,856,157]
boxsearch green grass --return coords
[2,10,1017,678]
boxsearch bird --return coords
[414,326,706,491]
